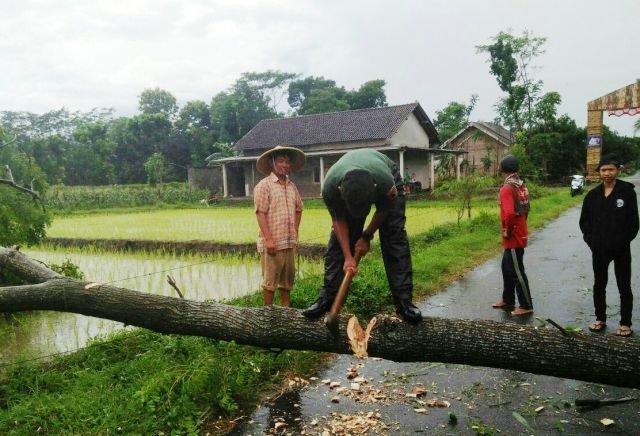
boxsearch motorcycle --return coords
[570,175,585,196]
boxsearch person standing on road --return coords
[492,155,534,316]
[580,154,639,337]
[302,149,422,323]
[254,145,305,307]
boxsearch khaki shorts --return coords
[261,248,295,291]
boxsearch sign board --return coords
[587,135,602,147]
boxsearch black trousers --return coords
[501,247,533,309]
[592,245,633,326]
[319,196,413,301]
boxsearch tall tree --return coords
[477,30,546,132]
[288,76,388,115]
[433,95,478,142]
[0,128,50,248]
[347,80,388,110]
[67,122,117,185]
[175,100,215,166]
[138,88,178,118]
[240,70,299,113]
[209,74,278,144]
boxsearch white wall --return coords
[389,114,430,148]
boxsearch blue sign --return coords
[587,135,602,147]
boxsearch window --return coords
[313,166,320,183]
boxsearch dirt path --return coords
[232,176,640,435]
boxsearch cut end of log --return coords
[346,316,378,359]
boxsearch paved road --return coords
[234,175,640,435]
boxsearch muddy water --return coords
[0,249,320,365]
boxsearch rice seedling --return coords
[0,246,322,363]
[47,202,499,243]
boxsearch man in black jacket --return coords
[579,154,639,337]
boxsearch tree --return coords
[66,122,117,185]
[534,91,562,129]
[0,130,50,249]
[2,246,639,389]
[300,88,350,114]
[527,116,586,181]
[240,70,299,113]
[111,113,173,184]
[287,76,388,115]
[138,88,178,117]
[437,175,494,224]
[287,76,340,112]
[175,100,215,166]
[144,152,169,185]
[477,30,546,132]
[209,74,278,144]
[433,95,478,142]
[634,118,640,136]
[347,80,388,110]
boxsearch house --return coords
[189,102,464,198]
[442,121,514,176]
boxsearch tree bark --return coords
[1,246,639,389]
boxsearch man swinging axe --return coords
[303,148,422,323]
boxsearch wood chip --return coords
[84,282,101,290]
[600,418,615,426]
[535,406,545,413]
[414,408,428,414]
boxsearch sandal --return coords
[511,308,534,316]
[615,325,633,337]
[492,301,514,309]
[588,320,606,332]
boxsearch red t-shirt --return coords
[499,183,529,249]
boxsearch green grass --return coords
[47,199,499,244]
[0,188,583,434]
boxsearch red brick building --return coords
[443,122,513,176]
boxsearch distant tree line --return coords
[434,30,640,182]
[0,72,388,187]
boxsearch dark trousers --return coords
[592,245,633,326]
[319,196,413,301]
[501,247,533,309]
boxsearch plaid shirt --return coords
[254,173,303,252]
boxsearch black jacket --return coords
[579,179,639,253]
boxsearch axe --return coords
[324,252,362,335]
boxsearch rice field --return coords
[0,246,323,364]
[47,203,498,243]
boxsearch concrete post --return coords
[319,156,325,192]
[222,164,228,198]
[429,153,435,190]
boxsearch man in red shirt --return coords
[492,155,533,316]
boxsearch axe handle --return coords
[328,252,362,319]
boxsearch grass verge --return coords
[0,188,583,434]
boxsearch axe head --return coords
[324,312,340,336]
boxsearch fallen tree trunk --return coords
[1,247,639,389]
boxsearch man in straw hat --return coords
[302,148,422,323]
[254,145,305,307]
[580,153,638,337]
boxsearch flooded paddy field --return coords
[47,205,497,244]
[0,246,322,365]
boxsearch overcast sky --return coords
[1,0,638,135]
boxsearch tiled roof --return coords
[471,121,514,145]
[442,121,513,148]
[234,103,438,151]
